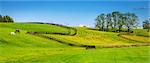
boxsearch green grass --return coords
[0,23,149,63]
[0,23,70,48]
[133,29,150,37]
[0,46,149,63]
[0,23,68,33]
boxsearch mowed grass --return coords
[0,23,69,33]
[0,46,149,63]
[0,23,149,63]
[0,23,70,48]
[44,27,150,46]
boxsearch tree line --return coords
[95,11,138,32]
[0,15,14,23]
[143,18,150,32]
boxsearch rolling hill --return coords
[0,23,149,63]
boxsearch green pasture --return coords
[0,23,149,63]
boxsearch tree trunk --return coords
[106,25,109,31]
[101,26,104,31]
[127,27,130,32]
[114,25,116,29]
[106,25,108,29]
[119,26,121,32]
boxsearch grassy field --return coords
[133,29,150,37]
[0,23,69,33]
[0,23,69,48]
[0,23,149,63]
[0,46,149,63]
[44,27,149,47]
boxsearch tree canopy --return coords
[0,15,14,23]
[143,18,150,32]
[95,11,138,32]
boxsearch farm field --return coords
[0,23,149,63]
[44,27,150,47]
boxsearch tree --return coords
[0,15,14,23]
[95,15,101,29]
[95,11,138,32]
[95,13,105,30]
[100,13,105,30]
[2,15,14,23]
[125,12,138,32]
[0,15,3,22]
[117,13,125,32]
[112,11,120,29]
[143,18,150,32]
[106,13,112,30]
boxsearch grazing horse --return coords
[10,32,16,35]
[86,46,96,49]
[10,29,20,35]
[15,29,20,33]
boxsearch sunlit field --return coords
[0,0,150,63]
[0,23,149,63]
[44,27,150,47]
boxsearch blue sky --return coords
[0,0,149,27]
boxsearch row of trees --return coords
[143,18,150,32]
[0,15,14,23]
[95,11,138,32]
